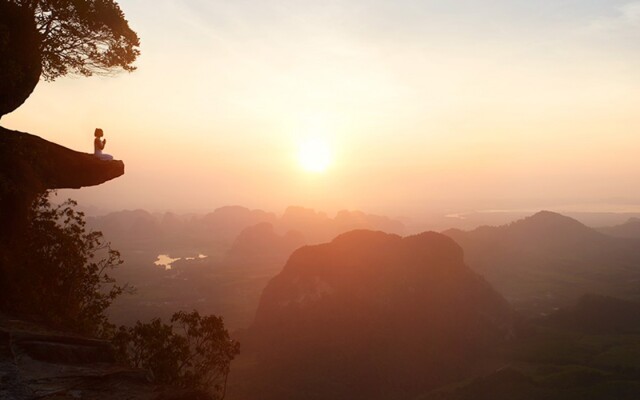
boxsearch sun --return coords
[298,137,332,173]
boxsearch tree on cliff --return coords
[0,0,140,116]
[15,0,140,80]
[113,311,240,399]
[10,192,128,336]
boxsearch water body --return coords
[154,253,208,270]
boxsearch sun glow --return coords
[298,137,332,173]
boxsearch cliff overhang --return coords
[0,126,125,307]
[0,126,124,191]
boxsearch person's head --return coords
[94,128,104,137]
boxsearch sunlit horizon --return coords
[3,0,640,217]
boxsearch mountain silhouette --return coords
[279,206,405,243]
[446,211,605,252]
[201,206,277,243]
[443,211,640,315]
[245,230,516,399]
[598,217,640,239]
[86,206,405,254]
[224,222,305,267]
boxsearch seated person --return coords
[93,128,113,160]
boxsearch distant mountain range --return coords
[444,211,640,315]
[87,205,405,251]
[598,217,640,239]
[224,222,305,267]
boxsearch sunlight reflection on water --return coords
[154,254,181,270]
[184,254,208,261]
[154,254,207,270]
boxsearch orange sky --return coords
[3,0,640,217]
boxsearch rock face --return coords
[0,126,124,307]
[0,127,124,239]
[0,315,211,400]
[0,2,42,118]
[0,127,125,192]
[248,230,516,399]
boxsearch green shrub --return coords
[113,310,240,399]
[12,191,127,336]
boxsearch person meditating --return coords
[93,128,113,160]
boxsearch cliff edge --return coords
[0,126,124,307]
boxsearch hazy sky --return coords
[4,0,640,216]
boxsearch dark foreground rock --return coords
[0,2,42,118]
[0,315,211,400]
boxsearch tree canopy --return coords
[113,311,241,399]
[9,192,127,336]
[11,0,140,81]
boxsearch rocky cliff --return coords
[0,314,210,400]
[0,2,42,118]
[0,126,124,308]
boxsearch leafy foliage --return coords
[113,310,240,399]
[13,191,127,336]
[9,0,140,80]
